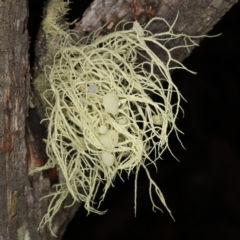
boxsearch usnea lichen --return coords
[33,0,205,235]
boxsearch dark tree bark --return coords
[77,0,238,63]
[0,1,78,239]
[0,0,238,239]
[0,0,30,238]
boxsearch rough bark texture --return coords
[0,1,79,239]
[0,0,30,238]
[76,0,238,64]
[79,0,238,34]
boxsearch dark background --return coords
[28,1,240,239]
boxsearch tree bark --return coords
[0,0,238,239]
[0,1,78,239]
[76,0,238,63]
[0,0,30,238]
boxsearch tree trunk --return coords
[0,0,30,238]
[0,0,238,239]
[0,1,78,239]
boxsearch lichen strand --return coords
[33,0,74,109]
[34,0,203,235]
[42,0,72,56]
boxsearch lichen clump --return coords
[34,0,200,235]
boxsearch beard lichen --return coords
[33,0,207,235]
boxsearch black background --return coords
[28,1,240,239]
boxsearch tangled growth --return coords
[33,0,205,235]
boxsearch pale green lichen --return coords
[33,0,210,236]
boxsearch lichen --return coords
[33,0,208,236]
